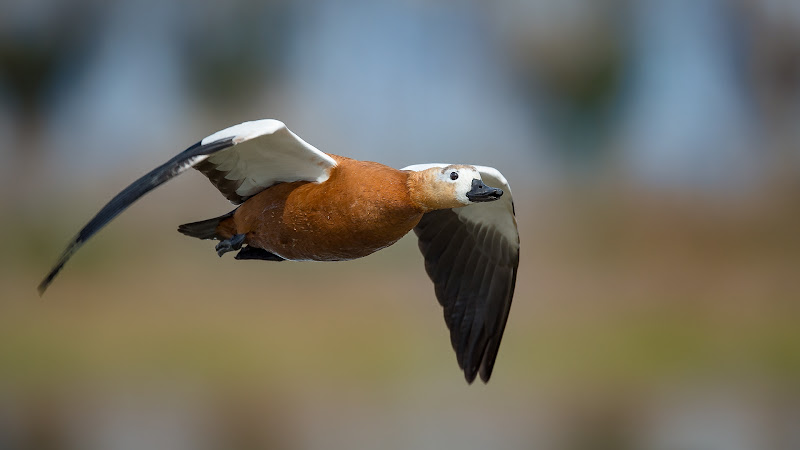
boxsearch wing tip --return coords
[462,343,495,384]
[37,281,48,297]
[464,370,477,385]
[463,362,494,384]
[37,234,86,297]
[37,263,62,297]
[478,358,495,384]
[458,351,496,384]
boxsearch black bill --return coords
[465,178,503,202]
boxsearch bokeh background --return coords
[2,0,799,449]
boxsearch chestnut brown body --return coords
[217,155,425,261]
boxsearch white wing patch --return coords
[197,119,337,203]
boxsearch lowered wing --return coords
[403,164,519,383]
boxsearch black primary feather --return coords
[38,137,234,295]
[414,208,519,383]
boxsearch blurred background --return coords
[1,0,799,448]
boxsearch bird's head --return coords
[408,165,503,211]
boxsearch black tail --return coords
[177,210,235,240]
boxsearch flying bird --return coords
[38,119,519,383]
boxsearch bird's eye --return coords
[450,171,459,180]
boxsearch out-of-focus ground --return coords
[2,0,800,449]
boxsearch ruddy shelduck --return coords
[39,119,520,383]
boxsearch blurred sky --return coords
[1,0,798,193]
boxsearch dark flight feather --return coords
[414,208,519,383]
[38,137,234,295]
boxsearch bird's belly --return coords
[258,230,402,261]
[250,211,421,261]
[234,181,424,261]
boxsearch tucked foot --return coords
[235,246,285,261]
[215,233,246,257]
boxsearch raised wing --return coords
[402,164,519,383]
[39,119,335,295]
[194,120,336,204]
